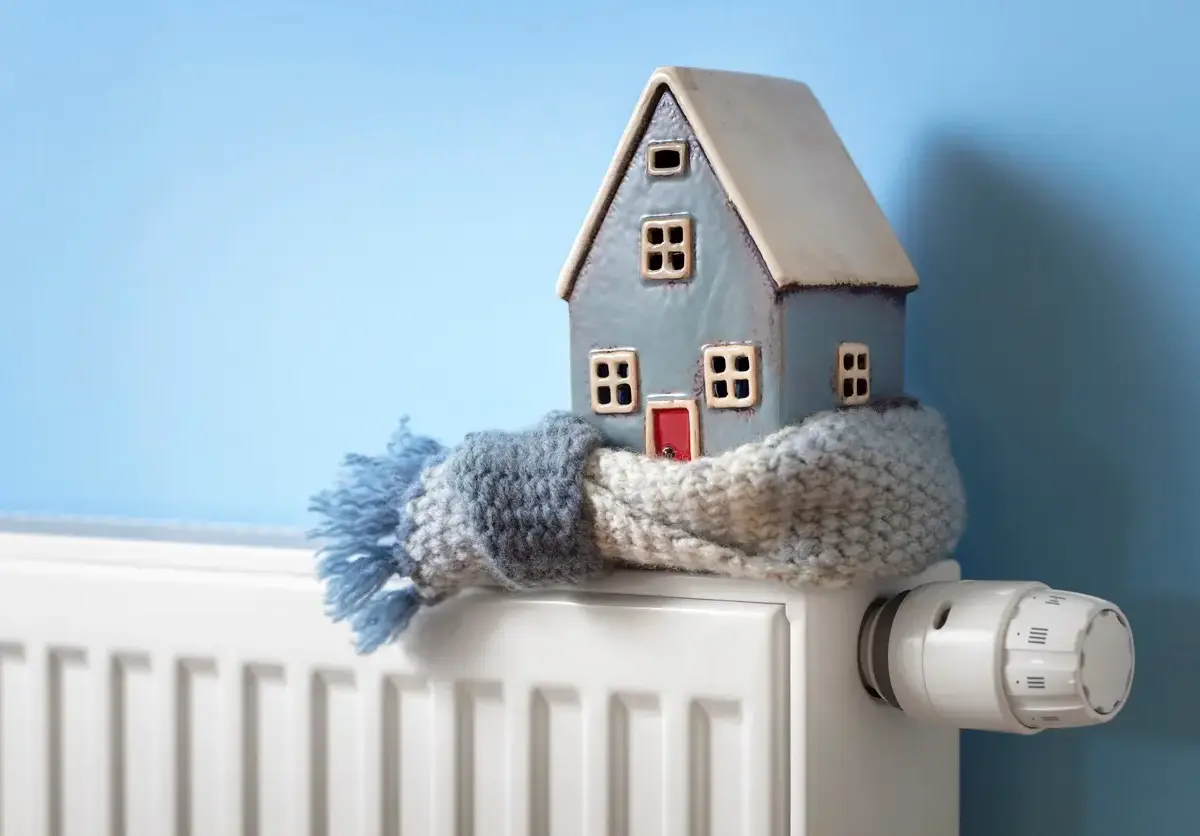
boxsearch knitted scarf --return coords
[310,402,966,653]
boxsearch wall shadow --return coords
[899,134,1200,835]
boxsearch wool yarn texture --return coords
[311,402,966,653]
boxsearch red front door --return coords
[650,404,695,461]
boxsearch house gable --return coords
[565,87,783,455]
[557,67,919,299]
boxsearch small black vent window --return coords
[647,141,688,176]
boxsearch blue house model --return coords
[557,67,920,461]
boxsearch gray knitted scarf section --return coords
[311,402,967,653]
[447,417,607,588]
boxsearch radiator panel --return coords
[0,538,788,836]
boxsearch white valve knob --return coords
[1002,590,1133,728]
[858,580,1135,734]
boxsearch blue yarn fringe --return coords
[343,585,425,654]
[308,418,447,653]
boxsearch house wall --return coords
[567,89,783,455]
[779,288,909,422]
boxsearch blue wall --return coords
[2,1,1196,831]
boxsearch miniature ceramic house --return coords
[558,66,919,460]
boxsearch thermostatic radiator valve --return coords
[858,581,1135,733]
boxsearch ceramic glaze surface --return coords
[779,288,907,422]
[567,90,782,455]
[567,89,910,454]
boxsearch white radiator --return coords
[0,527,958,836]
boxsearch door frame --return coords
[643,397,701,459]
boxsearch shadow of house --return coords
[900,134,1200,835]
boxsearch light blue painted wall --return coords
[1,0,1196,831]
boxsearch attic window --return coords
[837,342,871,405]
[641,216,693,281]
[703,343,760,409]
[647,141,688,176]
[589,349,639,414]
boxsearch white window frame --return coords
[702,343,760,409]
[641,215,694,281]
[647,140,688,176]
[837,342,871,405]
[589,349,639,414]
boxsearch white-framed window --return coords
[702,343,760,409]
[589,349,639,414]
[837,342,871,405]
[647,141,688,176]
[641,215,693,281]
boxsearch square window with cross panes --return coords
[837,342,871,405]
[589,349,640,414]
[641,216,693,281]
[702,344,760,409]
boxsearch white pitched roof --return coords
[556,66,919,299]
